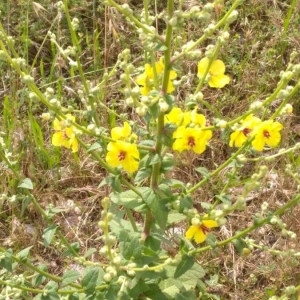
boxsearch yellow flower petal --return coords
[197,57,209,77]
[203,219,218,228]
[209,59,226,75]
[185,225,199,240]
[52,132,64,146]
[209,74,230,88]
[53,119,62,131]
[194,228,206,244]
[111,122,132,140]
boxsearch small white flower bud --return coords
[41,113,51,121]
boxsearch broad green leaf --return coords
[81,268,99,293]
[161,179,185,189]
[134,167,151,184]
[128,278,150,298]
[18,178,33,189]
[62,242,80,257]
[168,211,186,225]
[143,189,168,230]
[43,225,58,247]
[144,284,170,300]
[17,246,33,261]
[195,167,210,179]
[215,194,231,204]
[0,250,12,272]
[21,196,31,216]
[149,153,161,165]
[83,248,97,258]
[87,142,102,153]
[179,196,193,212]
[110,188,148,212]
[122,235,141,260]
[174,255,194,278]
[62,270,81,287]
[160,153,175,173]
[32,264,47,286]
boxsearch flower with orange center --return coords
[186,217,219,244]
[198,57,230,88]
[105,141,140,173]
[229,115,262,148]
[172,126,212,154]
[251,120,283,151]
[51,114,78,153]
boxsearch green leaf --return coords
[18,178,33,189]
[149,153,161,165]
[161,178,185,189]
[195,167,210,179]
[174,255,194,279]
[62,270,81,287]
[232,238,248,255]
[83,248,97,258]
[62,242,80,257]
[179,196,193,212]
[168,211,186,225]
[0,250,12,272]
[122,235,141,260]
[21,196,31,216]
[32,264,47,286]
[17,246,33,261]
[87,142,102,153]
[110,188,147,212]
[43,225,58,247]
[128,278,150,298]
[215,194,231,204]
[134,167,151,184]
[160,153,175,173]
[144,284,170,300]
[143,189,168,230]
[81,268,99,293]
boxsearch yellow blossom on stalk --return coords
[229,115,261,148]
[111,122,137,142]
[164,107,190,127]
[251,120,283,151]
[198,57,230,88]
[52,114,78,153]
[172,126,212,154]
[136,58,177,95]
[186,217,219,244]
[105,141,140,173]
[136,64,153,96]
[190,107,206,127]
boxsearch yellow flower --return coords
[186,218,219,244]
[136,58,177,95]
[198,57,230,88]
[190,107,206,127]
[164,107,190,127]
[229,115,261,148]
[172,126,212,154]
[52,114,78,153]
[136,64,153,96]
[111,121,131,140]
[251,120,283,151]
[105,141,140,173]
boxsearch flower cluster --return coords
[52,114,78,153]
[198,57,230,88]
[166,107,212,154]
[230,115,283,151]
[105,122,140,173]
[136,57,177,95]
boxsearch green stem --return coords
[62,0,101,127]
[189,193,300,255]
[105,0,164,44]
[0,151,79,257]
[187,140,250,194]
[171,0,242,63]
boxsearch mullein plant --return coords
[1,0,300,299]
